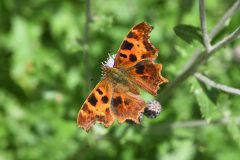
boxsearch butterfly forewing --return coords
[114,22,159,68]
[77,79,114,131]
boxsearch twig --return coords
[151,116,240,130]
[93,116,240,139]
[210,0,240,39]
[159,1,240,102]
[194,73,240,96]
[210,27,240,54]
[199,0,211,51]
[83,0,92,90]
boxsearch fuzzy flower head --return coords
[102,53,116,68]
[101,54,116,78]
[144,100,162,118]
[126,100,162,125]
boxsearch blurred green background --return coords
[0,0,240,160]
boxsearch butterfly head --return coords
[101,64,121,80]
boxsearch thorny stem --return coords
[159,0,240,102]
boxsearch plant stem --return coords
[195,73,240,96]
[150,116,240,130]
[199,0,211,51]
[83,0,92,90]
[210,27,240,54]
[210,0,240,39]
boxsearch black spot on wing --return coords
[121,40,134,50]
[143,40,154,51]
[124,99,130,105]
[141,54,147,59]
[136,65,145,74]
[120,53,127,58]
[127,31,136,38]
[113,96,123,107]
[101,96,109,104]
[88,94,98,107]
[129,54,137,62]
[96,89,103,95]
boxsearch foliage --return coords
[174,24,202,44]
[0,0,240,160]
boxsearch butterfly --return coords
[77,22,168,131]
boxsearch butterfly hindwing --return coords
[127,60,168,95]
[110,84,146,123]
[114,22,159,68]
[77,79,114,131]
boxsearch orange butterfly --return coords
[77,22,168,131]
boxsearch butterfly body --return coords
[103,66,127,84]
[77,22,168,131]
[103,66,137,92]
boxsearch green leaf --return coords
[190,78,221,121]
[174,24,203,45]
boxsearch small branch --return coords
[194,73,240,96]
[210,0,240,39]
[172,117,240,128]
[83,0,92,90]
[151,116,240,130]
[199,0,211,51]
[210,27,240,54]
[94,116,240,139]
